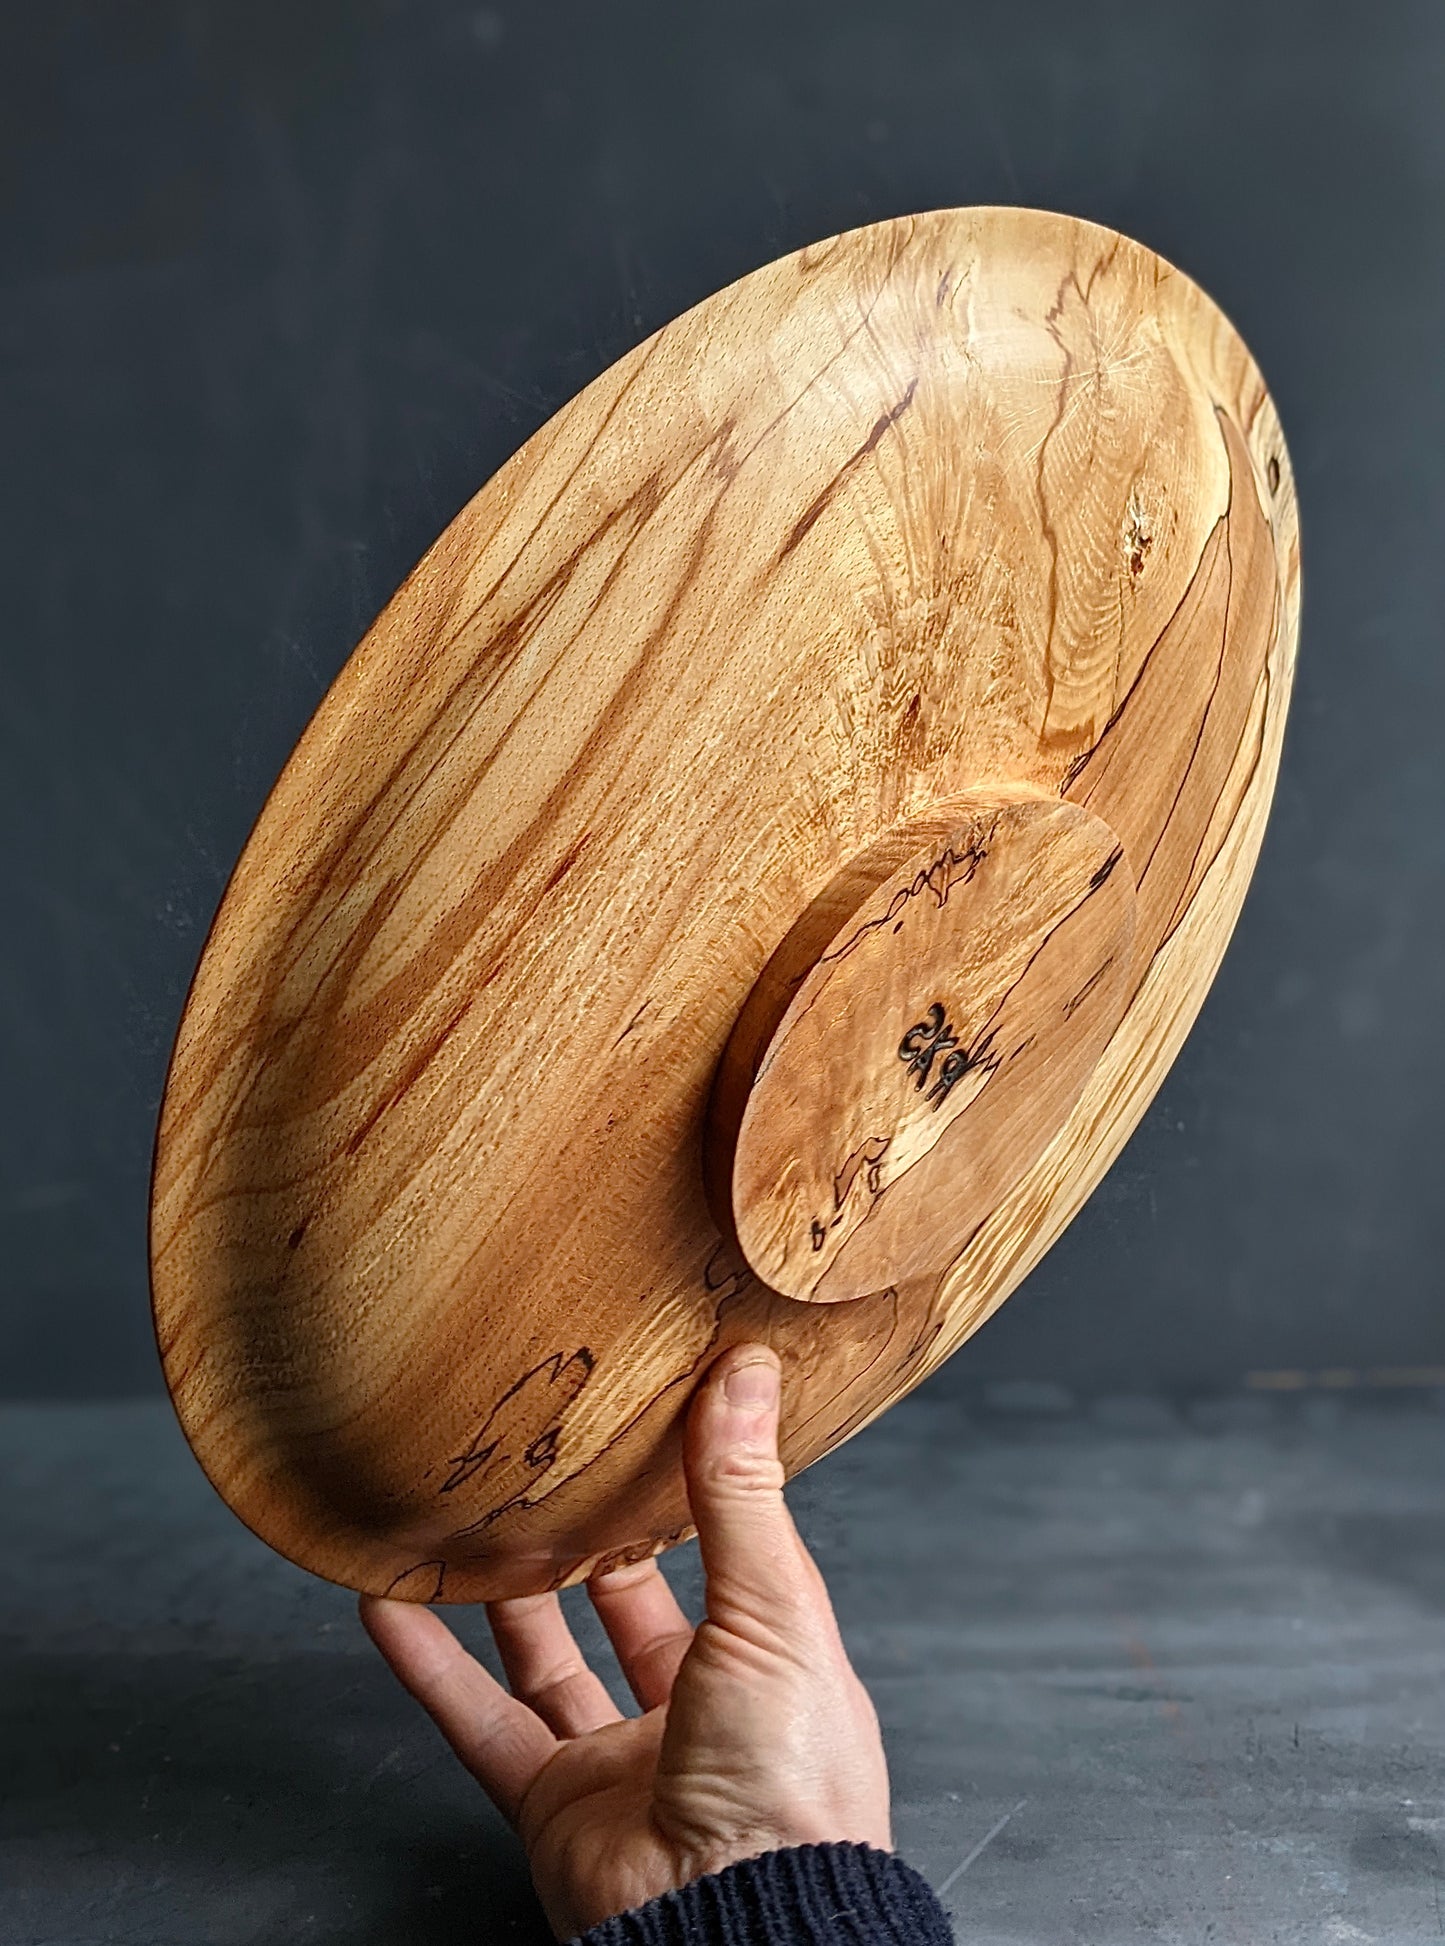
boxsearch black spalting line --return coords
[819,835,990,969]
[898,1000,959,1084]
[585,1523,695,1585]
[439,1279,755,1558]
[834,1135,892,1209]
[440,1347,596,1496]
[1063,954,1116,1021]
[963,863,1117,1064]
[614,1001,650,1047]
[383,1558,448,1602]
[703,1240,754,1300]
[1063,397,1258,847]
[1131,512,1236,896]
[1088,846,1123,893]
[1165,656,1273,953]
[1061,511,1230,799]
[806,1016,1001,1266]
[1158,428,1280,945]
[779,377,919,558]
[813,1135,893,1250]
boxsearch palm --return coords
[522,1710,680,1927]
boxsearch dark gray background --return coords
[4,0,1442,1401]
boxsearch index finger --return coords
[359,1594,558,1825]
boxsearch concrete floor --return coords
[3,1386,1443,1945]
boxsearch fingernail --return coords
[724,1356,779,1410]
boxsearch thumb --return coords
[683,1344,811,1631]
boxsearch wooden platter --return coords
[150,207,1300,1601]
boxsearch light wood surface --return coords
[150,207,1300,1601]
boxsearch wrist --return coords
[572,1842,953,1946]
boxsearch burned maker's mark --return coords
[898,1001,996,1110]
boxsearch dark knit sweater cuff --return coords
[573,1842,954,1946]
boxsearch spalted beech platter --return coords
[151,208,1300,1601]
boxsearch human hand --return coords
[360,1343,891,1939]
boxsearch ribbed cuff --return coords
[573,1842,954,1946]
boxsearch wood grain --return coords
[150,207,1300,1600]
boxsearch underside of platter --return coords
[151,206,1299,1600]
